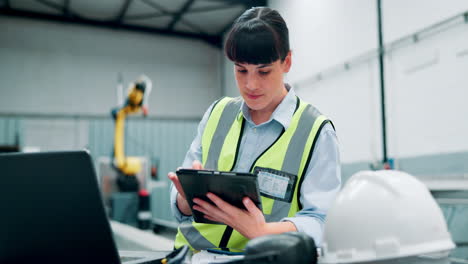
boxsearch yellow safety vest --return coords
[174,96,331,251]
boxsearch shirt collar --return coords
[240,84,297,129]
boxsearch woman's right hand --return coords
[167,160,203,216]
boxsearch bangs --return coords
[225,22,282,65]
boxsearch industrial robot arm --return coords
[112,75,152,178]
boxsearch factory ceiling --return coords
[0,0,267,48]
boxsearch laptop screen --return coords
[0,151,121,264]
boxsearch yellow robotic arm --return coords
[113,75,152,176]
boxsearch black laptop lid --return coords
[0,151,121,264]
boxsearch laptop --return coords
[0,150,168,264]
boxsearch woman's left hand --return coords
[192,193,266,239]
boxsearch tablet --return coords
[176,169,262,224]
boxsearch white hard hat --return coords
[320,170,455,264]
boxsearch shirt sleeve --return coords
[281,122,341,246]
[170,101,216,223]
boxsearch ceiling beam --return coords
[188,3,238,14]
[204,0,266,7]
[115,0,132,24]
[141,0,173,17]
[0,6,222,48]
[167,0,195,31]
[238,0,267,9]
[124,11,166,21]
[36,0,63,12]
[139,0,207,36]
[63,0,70,17]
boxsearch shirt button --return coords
[253,128,257,133]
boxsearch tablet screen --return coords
[176,169,262,224]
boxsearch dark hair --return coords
[224,7,290,65]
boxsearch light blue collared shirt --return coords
[170,85,341,246]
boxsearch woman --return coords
[168,6,341,251]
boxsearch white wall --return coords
[270,0,378,82]
[298,60,383,163]
[261,0,468,164]
[383,0,468,43]
[386,23,468,158]
[0,16,222,118]
[224,0,378,99]
[222,50,238,98]
[22,118,89,151]
[269,0,380,163]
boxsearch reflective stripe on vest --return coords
[175,97,330,250]
[202,97,243,170]
[262,104,327,222]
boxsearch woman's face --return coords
[234,52,292,114]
